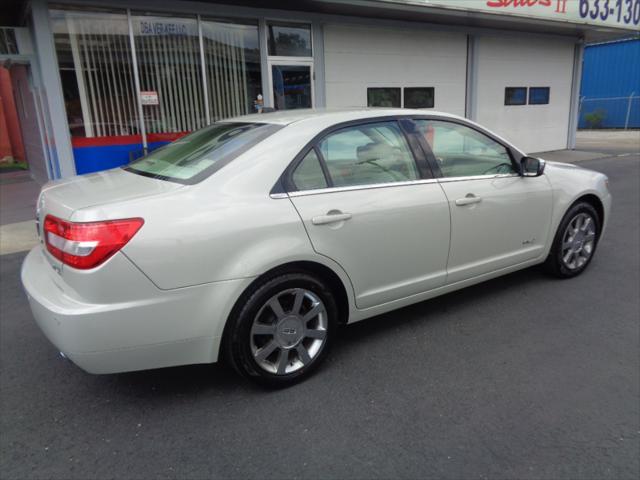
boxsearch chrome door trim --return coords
[271,178,440,199]
[437,173,520,183]
[270,175,521,199]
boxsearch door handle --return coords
[312,212,352,225]
[455,194,482,206]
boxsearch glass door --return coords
[268,62,313,110]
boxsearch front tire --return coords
[224,272,337,387]
[544,201,600,278]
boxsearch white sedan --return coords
[21,109,611,386]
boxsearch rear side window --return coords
[317,121,418,188]
[292,149,328,191]
[126,122,281,184]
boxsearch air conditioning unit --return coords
[0,27,33,55]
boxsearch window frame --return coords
[274,116,437,195]
[504,87,528,106]
[528,87,550,105]
[265,20,313,59]
[272,115,525,196]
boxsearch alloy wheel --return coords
[561,212,597,270]
[250,288,328,375]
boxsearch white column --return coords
[567,40,584,150]
[31,0,76,178]
[127,10,147,151]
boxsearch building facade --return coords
[0,0,638,183]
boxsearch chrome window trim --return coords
[269,173,521,199]
[437,173,520,183]
[270,192,289,199]
[270,178,439,198]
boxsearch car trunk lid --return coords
[36,168,182,271]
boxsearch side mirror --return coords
[520,156,545,177]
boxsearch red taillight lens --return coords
[43,215,144,270]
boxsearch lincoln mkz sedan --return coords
[21,109,611,386]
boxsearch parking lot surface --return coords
[1,153,638,479]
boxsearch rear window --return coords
[125,122,281,184]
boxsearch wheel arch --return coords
[221,260,352,355]
[574,193,605,226]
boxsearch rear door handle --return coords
[455,194,482,206]
[312,212,352,225]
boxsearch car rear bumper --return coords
[21,247,252,374]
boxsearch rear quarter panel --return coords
[69,123,357,307]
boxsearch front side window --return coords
[126,122,280,183]
[415,120,514,178]
[317,121,418,187]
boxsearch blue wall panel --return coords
[579,39,640,128]
[73,141,170,175]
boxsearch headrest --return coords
[356,142,394,163]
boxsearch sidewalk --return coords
[532,129,639,162]
[0,171,41,255]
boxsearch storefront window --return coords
[132,13,205,137]
[50,9,140,138]
[201,18,262,120]
[272,65,312,110]
[267,22,312,57]
[50,8,314,174]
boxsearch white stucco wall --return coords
[323,24,467,116]
[474,35,575,153]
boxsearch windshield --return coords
[125,122,281,184]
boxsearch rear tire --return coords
[544,201,600,278]
[224,272,337,387]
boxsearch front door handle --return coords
[312,211,352,225]
[455,194,482,206]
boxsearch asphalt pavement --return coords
[1,152,638,479]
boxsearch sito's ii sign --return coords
[405,0,640,29]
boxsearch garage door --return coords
[323,24,467,117]
[474,36,575,153]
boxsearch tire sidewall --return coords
[226,273,338,387]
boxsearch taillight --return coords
[43,215,144,270]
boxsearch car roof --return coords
[223,108,464,126]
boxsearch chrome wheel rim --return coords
[561,212,596,270]
[250,288,328,375]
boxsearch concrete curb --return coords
[0,220,38,255]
